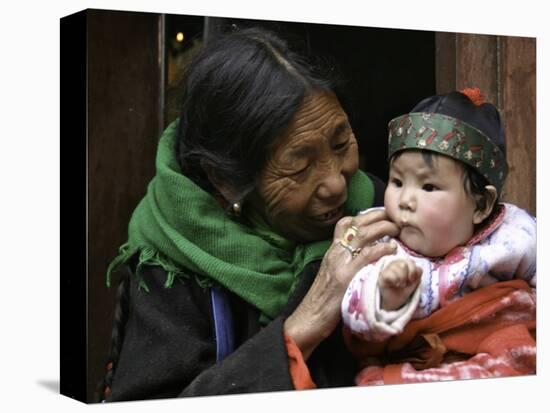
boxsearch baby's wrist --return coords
[380,288,410,311]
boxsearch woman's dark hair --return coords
[176,26,335,201]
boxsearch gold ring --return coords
[343,225,359,244]
[339,239,360,257]
[340,237,351,248]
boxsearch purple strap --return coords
[210,285,235,362]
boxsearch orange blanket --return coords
[343,279,536,385]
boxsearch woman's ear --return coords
[473,185,498,224]
[201,160,241,203]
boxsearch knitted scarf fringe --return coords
[106,243,212,292]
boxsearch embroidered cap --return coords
[388,89,509,194]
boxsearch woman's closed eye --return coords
[332,137,351,152]
[332,122,353,151]
[291,163,310,177]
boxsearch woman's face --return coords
[249,91,359,242]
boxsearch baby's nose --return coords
[398,189,416,211]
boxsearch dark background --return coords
[165,14,435,180]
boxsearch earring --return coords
[230,201,242,216]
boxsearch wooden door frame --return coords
[436,32,536,216]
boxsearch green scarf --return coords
[107,121,375,322]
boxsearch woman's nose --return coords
[316,165,347,201]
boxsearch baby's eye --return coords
[391,178,402,187]
[422,183,438,192]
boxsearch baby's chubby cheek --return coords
[420,206,455,233]
[384,202,401,227]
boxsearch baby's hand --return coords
[378,259,422,311]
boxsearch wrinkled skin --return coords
[248,91,360,243]
[285,210,399,359]
[246,91,399,359]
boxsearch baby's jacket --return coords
[341,203,536,342]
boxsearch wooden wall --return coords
[87,9,164,401]
[436,33,536,216]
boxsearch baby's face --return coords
[384,151,477,257]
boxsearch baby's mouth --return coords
[398,219,416,231]
[397,213,414,229]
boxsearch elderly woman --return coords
[102,27,398,401]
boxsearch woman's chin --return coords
[307,211,343,239]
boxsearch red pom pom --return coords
[460,87,486,106]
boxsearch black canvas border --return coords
[60,9,88,403]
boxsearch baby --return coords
[341,88,536,343]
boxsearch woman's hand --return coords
[284,209,399,359]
